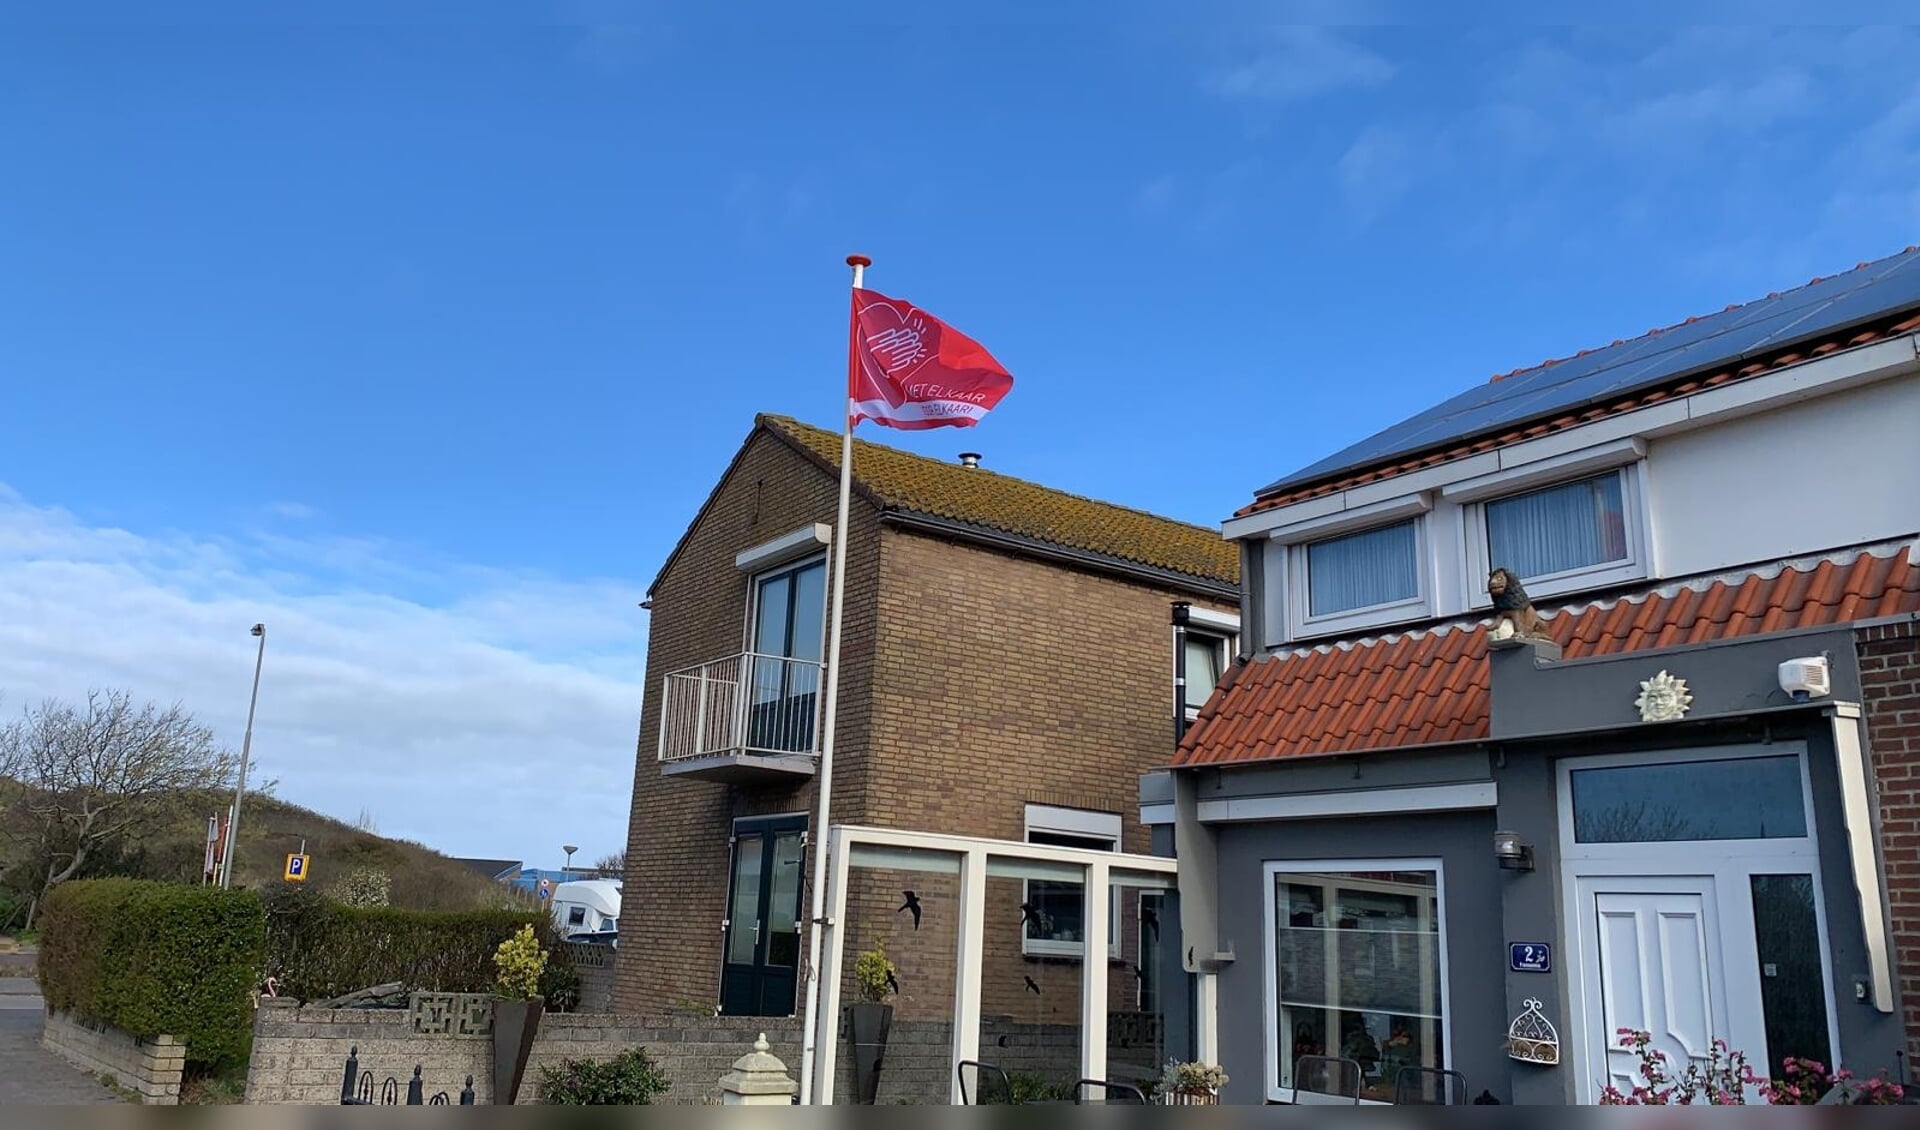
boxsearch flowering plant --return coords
[1598,1030,1907,1106]
[1598,1030,1757,1105]
[1759,1056,1905,1105]
[1160,1059,1228,1093]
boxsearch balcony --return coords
[656,652,822,784]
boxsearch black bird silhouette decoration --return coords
[1018,901,1051,934]
[897,890,922,930]
[885,968,901,996]
[1024,975,1041,996]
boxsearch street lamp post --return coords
[220,623,268,889]
[563,844,578,873]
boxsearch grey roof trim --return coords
[880,510,1241,601]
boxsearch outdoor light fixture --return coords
[1494,830,1534,872]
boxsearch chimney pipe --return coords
[958,452,981,469]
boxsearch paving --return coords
[0,957,122,1104]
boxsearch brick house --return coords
[1148,247,1920,1103]
[617,414,1239,1039]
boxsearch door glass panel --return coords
[1571,756,1806,842]
[787,561,826,663]
[1750,874,1833,1078]
[726,834,765,966]
[753,573,791,656]
[765,832,805,970]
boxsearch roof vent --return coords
[958,452,982,469]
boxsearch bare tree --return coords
[0,689,235,923]
[593,850,626,877]
[354,807,379,834]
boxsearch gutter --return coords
[879,510,1241,602]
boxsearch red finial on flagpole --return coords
[846,254,871,268]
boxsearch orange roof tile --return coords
[1174,544,1920,767]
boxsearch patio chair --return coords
[957,1060,1015,1105]
[1394,1066,1468,1105]
[1073,1078,1148,1104]
[1291,1055,1363,1104]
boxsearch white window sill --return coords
[1291,595,1431,641]
[1468,558,1647,609]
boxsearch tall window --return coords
[1268,864,1446,1103]
[1024,806,1122,958]
[1184,631,1227,713]
[748,558,827,753]
[1304,521,1420,618]
[1484,471,1629,581]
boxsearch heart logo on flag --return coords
[858,302,937,381]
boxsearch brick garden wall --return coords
[43,1008,186,1105]
[1859,618,1920,1060]
[244,1005,1082,1105]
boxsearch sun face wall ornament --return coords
[1635,669,1693,723]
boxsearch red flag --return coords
[848,287,1014,429]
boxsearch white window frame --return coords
[1023,805,1123,960]
[1288,517,1430,638]
[1261,858,1452,1106]
[1181,607,1240,721]
[1462,463,1650,606]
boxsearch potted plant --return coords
[1160,1059,1227,1105]
[491,924,549,1105]
[848,939,898,1105]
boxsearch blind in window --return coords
[1306,521,1419,616]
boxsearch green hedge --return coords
[38,879,265,1068]
[263,887,573,1003]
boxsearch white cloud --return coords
[0,484,644,868]
[1337,124,1417,221]
[265,501,319,520]
[1206,26,1393,103]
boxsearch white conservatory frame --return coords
[808,824,1187,1105]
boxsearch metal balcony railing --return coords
[657,652,823,764]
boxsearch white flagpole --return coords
[798,252,868,1104]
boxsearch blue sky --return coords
[5,5,1919,864]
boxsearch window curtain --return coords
[1306,521,1419,616]
[1486,473,1628,579]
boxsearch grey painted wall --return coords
[1210,811,1504,1105]
[1489,627,1863,739]
[1489,717,1909,1097]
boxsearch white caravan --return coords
[549,878,621,940]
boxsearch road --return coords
[0,954,123,1104]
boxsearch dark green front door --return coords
[720,816,806,1016]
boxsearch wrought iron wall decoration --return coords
[1507,998,1560,1065]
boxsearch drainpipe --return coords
[1171,601,1191,747]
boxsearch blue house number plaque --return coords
[1510,943,1551,973]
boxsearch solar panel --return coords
[1259,248,1920,497]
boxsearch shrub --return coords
[37,879,264,1068]
[262,885,573,1005]
[1007,1072,1074,1104]
[493,924,547,1000]
[330,867,391,908]
[539,1047,672,1105]
[852,939,897,1004]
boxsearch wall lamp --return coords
[1494,830,1534,872]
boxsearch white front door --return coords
[1577,877,1741,1099]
